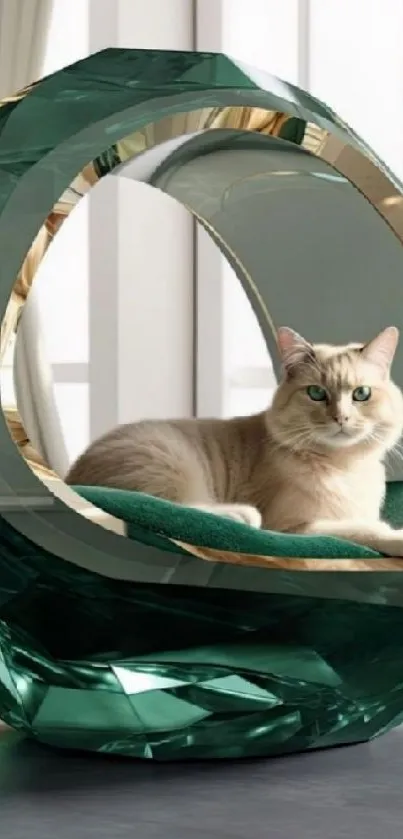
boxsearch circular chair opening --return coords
[4,118,403,561]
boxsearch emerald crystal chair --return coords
[1,49,403,761]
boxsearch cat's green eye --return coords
[352,385,372,402]
[306,385,327,402]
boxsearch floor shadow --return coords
[0,728,379,797]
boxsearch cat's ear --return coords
[360,326,399,376]
[277,327,314,373]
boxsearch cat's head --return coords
[270,325,403,457]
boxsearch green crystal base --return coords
[1,517,403,761]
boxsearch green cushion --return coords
[74,481,403,560]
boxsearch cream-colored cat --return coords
[66,325,403,556]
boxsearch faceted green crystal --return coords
[1,504,403,760]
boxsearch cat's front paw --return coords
[215,504,262,529]
[188,503,262,528]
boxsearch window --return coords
[41,0,90,462]
[2,0,195,469]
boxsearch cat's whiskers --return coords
[280,429,324,458]
[270,426,315,454]
[386,439,403,467]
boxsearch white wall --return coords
[221,0,301,417]
[89,0,195,438]
[196,0,301,417]
[28,0,90,463]
[309,0,403,180]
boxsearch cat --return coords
[65,325,403,557]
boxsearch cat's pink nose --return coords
[332,415,349,426]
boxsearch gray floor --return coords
[1,728,403,838]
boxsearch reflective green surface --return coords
[1,493,403,759]
[2,511,403,760]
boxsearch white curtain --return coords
[0,0,70,476]
[0,0,53,97]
